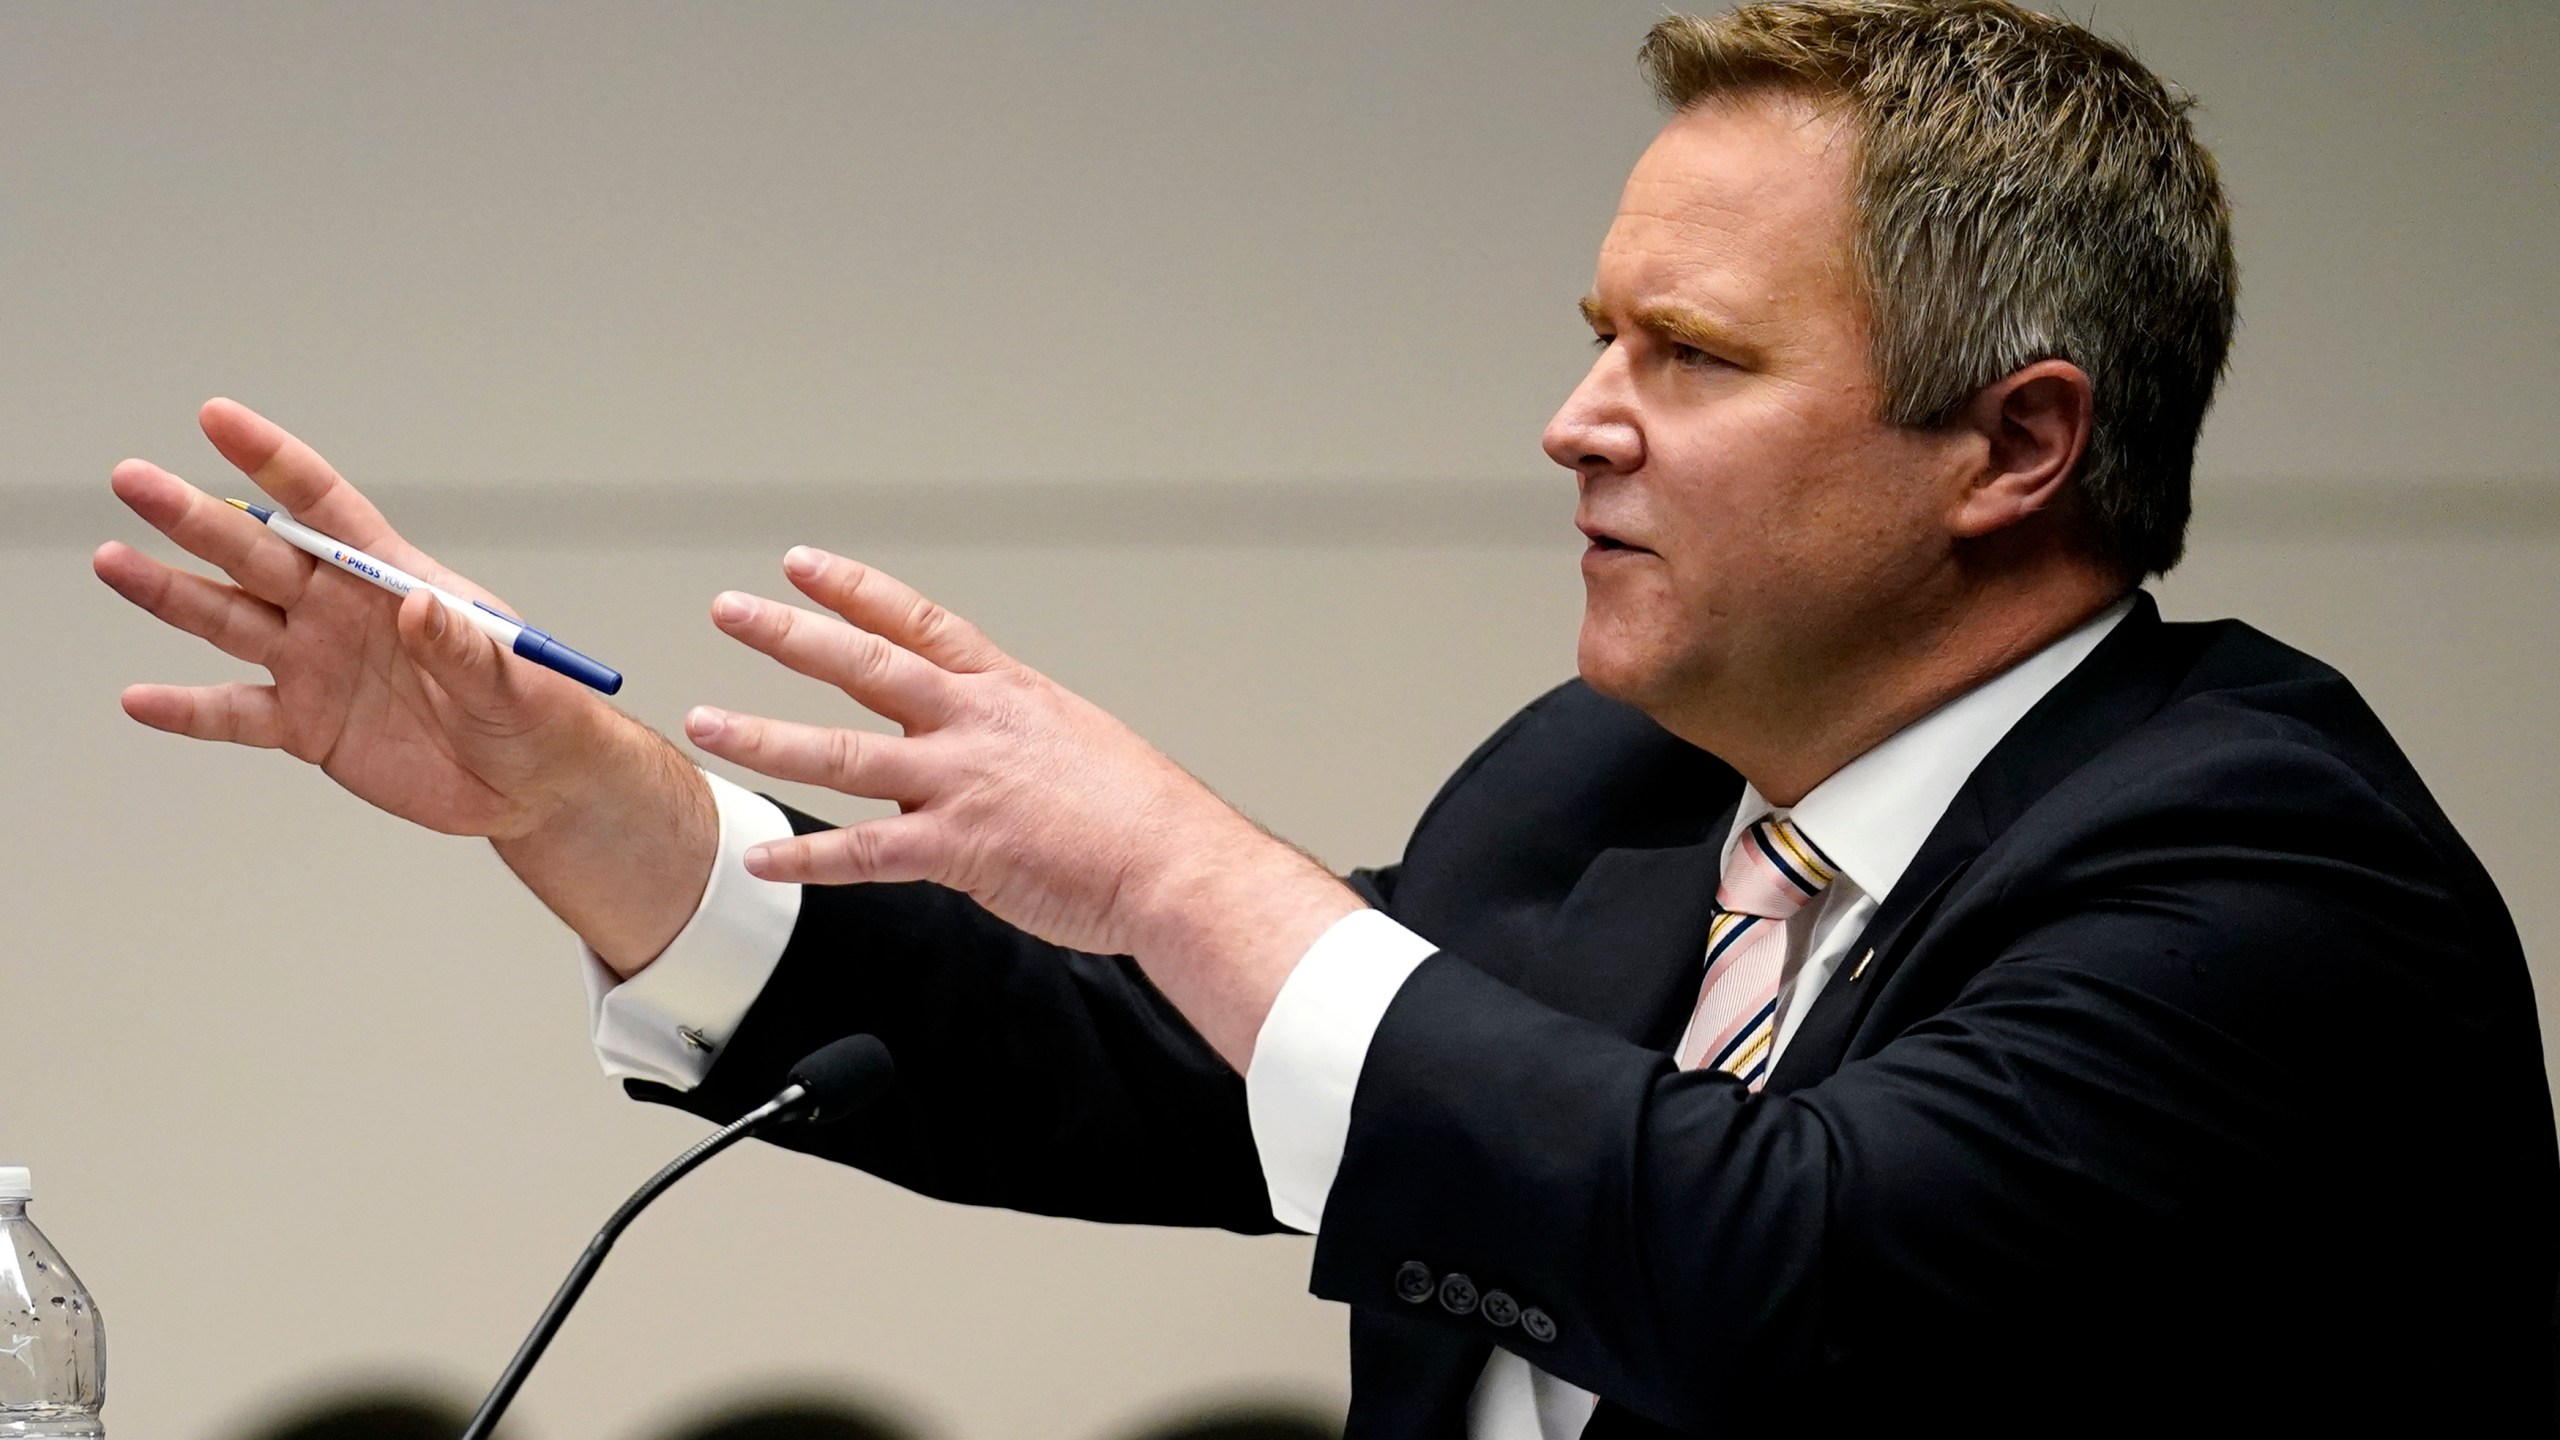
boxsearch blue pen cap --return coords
[511,627,624,695]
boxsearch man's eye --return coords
[1671,343,1718,368]
[1589,333,1616,353]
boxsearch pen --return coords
[224,498,624,695]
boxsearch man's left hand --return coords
[683,546,1364,1069]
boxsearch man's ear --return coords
[1948,359,2094,540]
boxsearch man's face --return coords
[1551,95,1967,731]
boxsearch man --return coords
[96,2,2555,1435]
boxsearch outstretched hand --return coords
[99,400,714,971]
[684,546,1363,1067]
[96,399,619,838]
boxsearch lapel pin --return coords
[1849,949,1875,982]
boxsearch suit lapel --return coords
[1766,594,2196,1093]
[1762,799,1985,1094]
[1511,799,1739,1050]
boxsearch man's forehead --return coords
[1630,92,1855,209]
[1592,96,1857,311]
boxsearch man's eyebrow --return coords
[1631,302,1749,356]
[1578,296,1754,358]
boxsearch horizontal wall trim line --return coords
[15,477,2560,550]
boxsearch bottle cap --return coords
[0,1168,28,1201]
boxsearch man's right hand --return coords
[96,399,716,973]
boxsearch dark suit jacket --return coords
[639,595,2559,1435]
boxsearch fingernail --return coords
[685,706,726,741]
[743,845,775,878]
[713,592,752,624]
[784,547,822,580]
[424,601,447,639]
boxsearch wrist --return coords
[498,701,657,842]
[493,714,718,975]
[1129,822,1366,1068]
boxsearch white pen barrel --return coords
[430,588,526,648]
[268,514,429,595]
[244,504,620,694]
[263,512,519,646]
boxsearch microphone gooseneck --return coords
[456,1036,895,1440]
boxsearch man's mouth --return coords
[1577,520,1654,555]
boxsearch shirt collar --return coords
[1724,595,2137,901]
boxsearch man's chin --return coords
[1576,631,1667,710]
[1577,618,1722,726]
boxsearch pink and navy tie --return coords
[1675,816,1839,1088]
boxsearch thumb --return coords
[396,589,516,714]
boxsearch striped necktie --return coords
[1675,815,1838,1087]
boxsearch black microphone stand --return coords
[458,1036,892,1440]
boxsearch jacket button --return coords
[1437,1272,1479,1316]
[1479,1289,1520,1328]
[1394,1261,1435,1304]
[1520,1307,1558,1343]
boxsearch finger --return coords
[94,541,286,666]
[743,815,940,886]
[120,681,285,749]
[708,590,956,730]
[683,706,937,803]
[780,548,1006,674]
[110,458,314,607]
[394,589,521,716]
[198,398,402,555]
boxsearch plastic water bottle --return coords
[0,1168,104,1437]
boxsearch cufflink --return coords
[677,1026,714,1053]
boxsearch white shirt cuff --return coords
[583,770,804,1089]
[1244,907,1438,1234]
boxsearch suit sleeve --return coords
[1302,735,2557,1428]
[619,695,1560,1234]
[630,802,1298,1232]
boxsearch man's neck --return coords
[1689,573,2129,808]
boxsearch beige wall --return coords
[2,5,2555,1439]
[5,1,2554,490]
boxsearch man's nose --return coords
[1542,363,1643,478]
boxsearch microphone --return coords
[458,1035,895,1440]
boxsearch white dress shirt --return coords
[587,599,2132,1440]
[581,769,803,1084]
